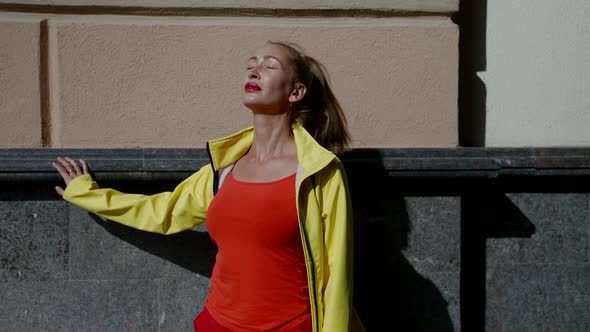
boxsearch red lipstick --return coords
[245,82,261,92]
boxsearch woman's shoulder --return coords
[310,156,348,187]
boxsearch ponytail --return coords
[268,42,351,154]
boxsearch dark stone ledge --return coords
[0,148,588,182]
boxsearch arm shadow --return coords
[88,213,217,278]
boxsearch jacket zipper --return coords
[206,142,220,195]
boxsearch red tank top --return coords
[205,171,311,332]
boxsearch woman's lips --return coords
[244,82,261,92]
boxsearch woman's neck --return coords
[249,113,295,163]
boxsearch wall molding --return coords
[1,148,588,182]
[0,4,455,17]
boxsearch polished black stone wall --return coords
[1,148,588,331]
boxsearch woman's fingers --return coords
[80,159,89,174]
[52,159,72,183]
[64,157,82,175]
[56,157,73,174]
[52,157,89,190]
[55,186,65,197]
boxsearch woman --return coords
[53,42,365,332]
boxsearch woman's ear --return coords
[289,83,307,103]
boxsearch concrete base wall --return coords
[485,193,590,331]
[1,200,212,331]
[2,149,589,330]
[0,182,462,331]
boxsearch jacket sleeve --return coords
[62,164,213,235]
[320,162,354,331]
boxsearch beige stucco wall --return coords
[483,0,590,146]
[0,18,42,147]
[0,4,458,148]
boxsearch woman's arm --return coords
[53,157,213,235]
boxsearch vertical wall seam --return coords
[39,19,50,147]
[47,19,62,147]
[40,19,61,147]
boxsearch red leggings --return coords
[193,307,312,332]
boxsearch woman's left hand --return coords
[51,157,89,196]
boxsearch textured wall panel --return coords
[158,277,211,331]
[0,201,69,282]
[485,193,590,330]
[0,18,41,147]
[487,194,589,265]
[486,265,590,331]
[484,1,590,146]
[0,280,158,331]
[54,17,457,148]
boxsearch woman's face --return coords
[242,44,295,114]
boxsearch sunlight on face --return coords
[242,44,295,114]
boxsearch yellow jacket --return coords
[64,124,365,332]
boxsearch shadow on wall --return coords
[84,150,456,331]
[80,161,540,332]
[460,190,536,331]
[89,214,217,278]
[343,150,454,331]
[453,0,487,147]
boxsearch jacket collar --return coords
[206,123,336,175]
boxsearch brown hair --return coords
[268,41,351,154]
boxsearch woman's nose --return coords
[248,66,260,79]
